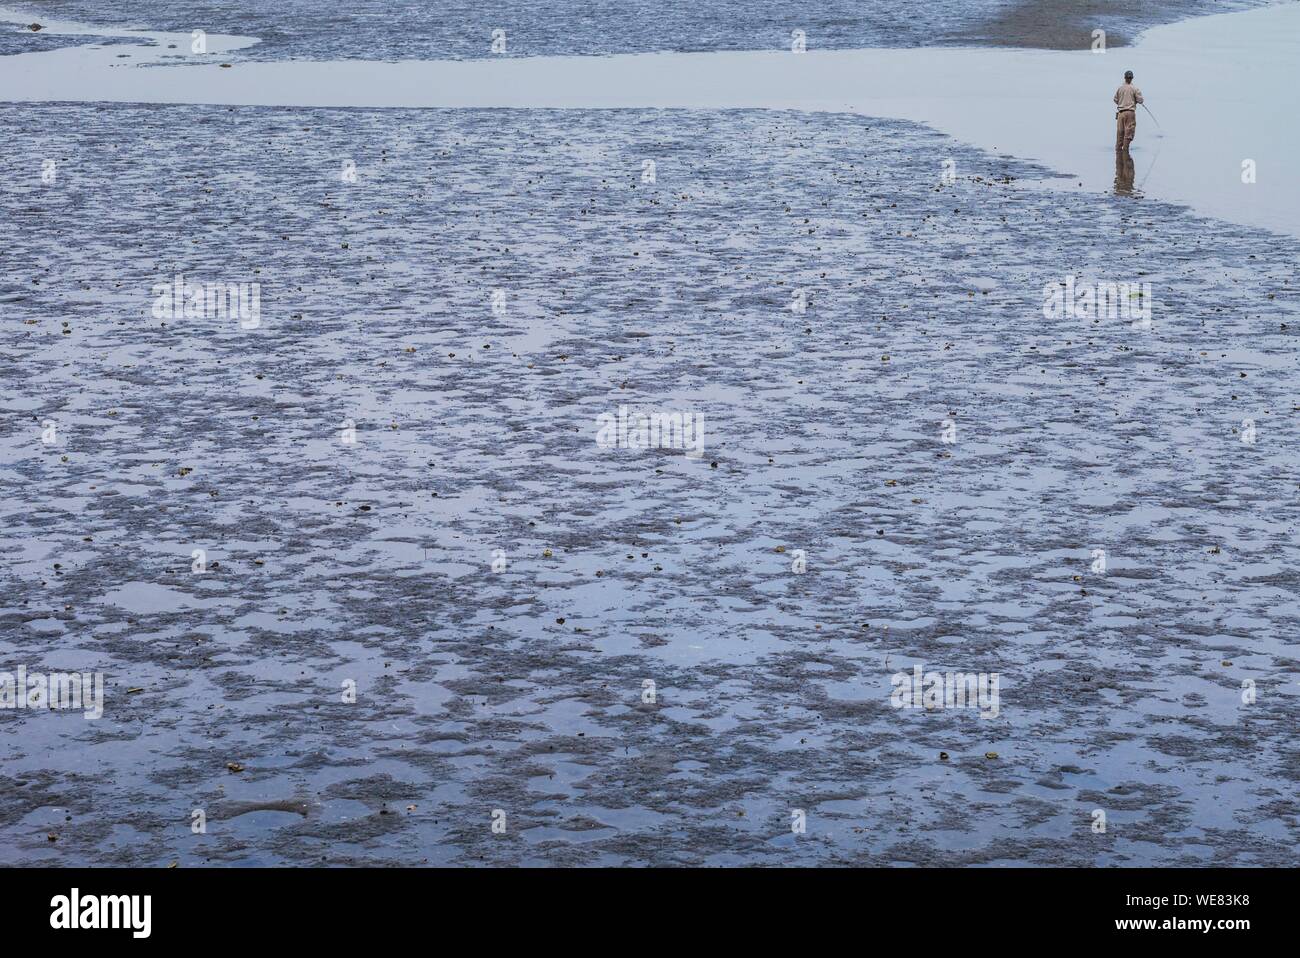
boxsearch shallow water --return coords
[3,3,1297,236]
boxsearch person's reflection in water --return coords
[1114,148,1137,196]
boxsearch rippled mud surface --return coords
[9,0,1270,61]
[0,28,127,56]
[2,104,1298,866]
[948,0,1266,48]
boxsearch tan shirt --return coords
[1114,83,1144,111]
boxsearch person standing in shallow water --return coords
[1114,69,1143,151]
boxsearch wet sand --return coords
[3,0,1271,59]
[951,0,1264,48]
[2,100,1297,866]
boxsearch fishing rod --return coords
[1141,102,1162,130]
[1137,135,1163,192]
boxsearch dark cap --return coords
[1124,70,1134,79]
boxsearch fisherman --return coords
[1114,70,1143,151]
